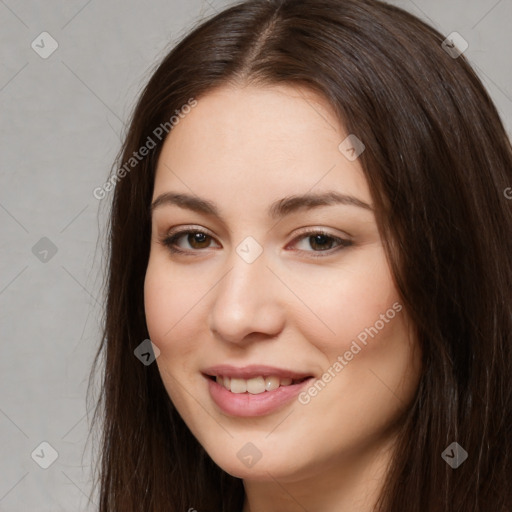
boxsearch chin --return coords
[202,438,310,482]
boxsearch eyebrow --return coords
[150,190,373,220]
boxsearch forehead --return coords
[153,84,371,211]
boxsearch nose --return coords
[208,247,286,345]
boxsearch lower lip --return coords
[205,375,313,417]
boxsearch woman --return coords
[88,0,512,510]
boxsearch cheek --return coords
[290,246,402,358]
[143,266,169,345]
[144,262,200,410]
[143,258,210,370]
[144,254,190,336]
[144,261,190,352]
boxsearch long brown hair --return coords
[88,0,512,510]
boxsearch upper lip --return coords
[202,364,313,380]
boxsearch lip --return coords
[202,364,312,380]
[202,365,314,417]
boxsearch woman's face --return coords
[144,83,422,482]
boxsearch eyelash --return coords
[158,227,353,258]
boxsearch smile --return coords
[212,375,309,394]
[202,365,315,417]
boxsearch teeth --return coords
[217,376,232,391]
[214,375,302,394]
[245,376,264,394]
[230,378,247,394]
[265,376,280,391]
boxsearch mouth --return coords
[201,365,315,417]
[205,374,311,394]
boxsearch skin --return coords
[144,83,422,512]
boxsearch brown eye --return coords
[308,233,337,251]
[160,228,352,258]
[291,230,352,257]
[161,229,218,254]
[186,232,211,249]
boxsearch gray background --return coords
[0,0,510,510]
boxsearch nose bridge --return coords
[209,240,284,343]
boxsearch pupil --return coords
[311,234,331,250]
[190,233,208,248]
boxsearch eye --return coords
[289,230,352,256]
[287,229,353,258]
[160,228,218,254]
[159,227,352,258]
